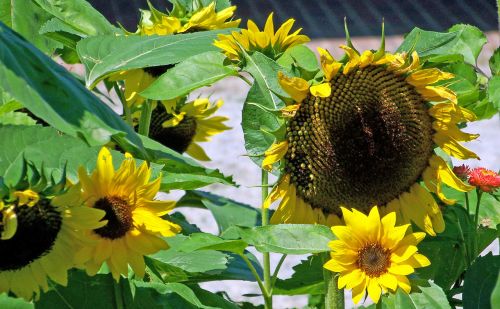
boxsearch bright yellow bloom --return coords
[324,207,430,304]
[214,13,310,61]
[150,98,231,161]
[0,188,105,300]
[71,147,180,281]
[179,2,240,32]
[262,43,478,235]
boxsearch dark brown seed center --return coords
[357,243,391,277]
[285,66,434,215]
[93,196,133,239]
[149,104,197,154]
[0,199,62,271]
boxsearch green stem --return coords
[270,254,287,293]
[321,253,344,309]
[376,297,383,309]
[464,192,470,214]
[138,100,152,136]
[455,211,471,266]
[240,254,268,297]
[113,277,125,309]
[261,169,272,308]
[113,83,133,127]
[474,189,483,228]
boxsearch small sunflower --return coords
[324,207,430,304]
[263,41,478,235]
[0,189,105,300]
[214,12,310,61]
[110,1,240,109]
[149,98,231,161]
[72,147,180,281]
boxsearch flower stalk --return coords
[138,100,153,136]
[261,169,273,308]
[322,252,345,309]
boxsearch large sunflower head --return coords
[149,98,231,161]
[72,147,181,281]
[263,41,478,235]
[324,206,430,304]
[111,1,240,108]
[214,12,310,62]
[0,185,105,300]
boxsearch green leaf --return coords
[362,282,451,309]
[416,206,471,290]
[140,135,236,191]
[149,249,229,274]
[0,111,36,125]
[463,253,500,309]
[141,51,238,100]
[241,83,283,168]
[33,0,117,37]
[446,24,487,65]
[277,45,320,80]
[0,23,147,157]
[230,224,334,254]
[166,232,248,254]
[0,293,33,309]
[77,29,234,87]
[36,270,117,308]
[397,25,487,65]
[0,0,61,53]
[177,190,261,232]
[132,281,218,309]
[274,255,324,295]
[490,47,500,76]
[491,272,500,308]
[487,76,500,114]
[39,18,86,50]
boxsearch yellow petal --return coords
[429,155,475,192]
[281,104,300,117]
[433,131,479,160]
[317,47,341,80]
[278,72,309,102]
[359,50,374,68]
[310,83,332,97]
[418,86,457,104]
[429,103,476,123]
[263,174,290,209]
[407,68,454,87]
[340,45,360,74]
[262,141,289,171]
[367,278,382,304]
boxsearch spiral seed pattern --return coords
[285,66,434,215]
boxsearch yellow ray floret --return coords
[324,207,430,304]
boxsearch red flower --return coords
[468,167,500,192]
[453,164,470,180]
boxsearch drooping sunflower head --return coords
[73,147,181,280]
[0,185,105,300]
[214,12,310,62]
[263,40,479,235]
[149,98,231,161]
[324,206,430,304]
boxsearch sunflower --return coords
[0,189,105,300]
[111,1,240,109]
[324,206,430,304]
[71,147,180,280]
[214,12,310,61]
[149,98,231,161]
[262,42,478,235]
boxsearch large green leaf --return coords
[166,232,248,254]
[277,44,320,80]
[416,206,471,290]
[492,273,500,308]
[225,224,334,254]
[241,83,283,168]
[141,51,238,100]
[0,294,33,309]
[463,253,500,309]
[274,255,324,295]
[361,281,451,309]
[487,76,500,115]
[490,47,500,76]
[0,0,61,53]
[0,23,147,157]
[77,29,234,87]
[177,191,261,232]
[397,25,487,65]
[140,136,236,191]
[33,0,117,37]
